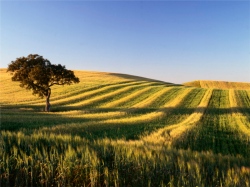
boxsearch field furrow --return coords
[142,89,213,144]
[35,87,194,139]
[172,89,250,157]
[1,69,250,187]
[67,83,160,108]
[14,83,116,105]
[229,90,250,136]
[177,88,206,108]
[235,90,250,112]
[118,86,164,108]
[89,88,193,125]
[132,87,182,109]
[51,81,150,106]
[162,88,194,108]
[99,86,156,108]
[49,81,146,103]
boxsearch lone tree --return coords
[7,54,80,111]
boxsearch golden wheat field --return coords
[1,68,250,187]
[184,80,250,90]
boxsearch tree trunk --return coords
[45,88,51,112]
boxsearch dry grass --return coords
[229,89,250,136]
[184,80,250,90]
[1,68,250,187]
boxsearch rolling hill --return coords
[1,68,250,186]
[184,80,250,89]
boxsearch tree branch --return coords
[49,82,65,87]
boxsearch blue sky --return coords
[1,1,249,83]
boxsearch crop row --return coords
[1,71,250,186]
[1,85,209,140]
[171,89,250,157]
[2,86,249,145]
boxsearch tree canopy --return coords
[7,54,80,98]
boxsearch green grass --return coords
[1,69,250,186]
[173,90,250,157]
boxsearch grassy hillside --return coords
[184,80,250,89]
[1,69,250,186]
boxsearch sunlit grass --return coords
[184,79,250,90]
[1,69,250,186]
[142,89,213,144]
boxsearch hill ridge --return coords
[183,80,250,90]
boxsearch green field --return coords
[1,68,250,187]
